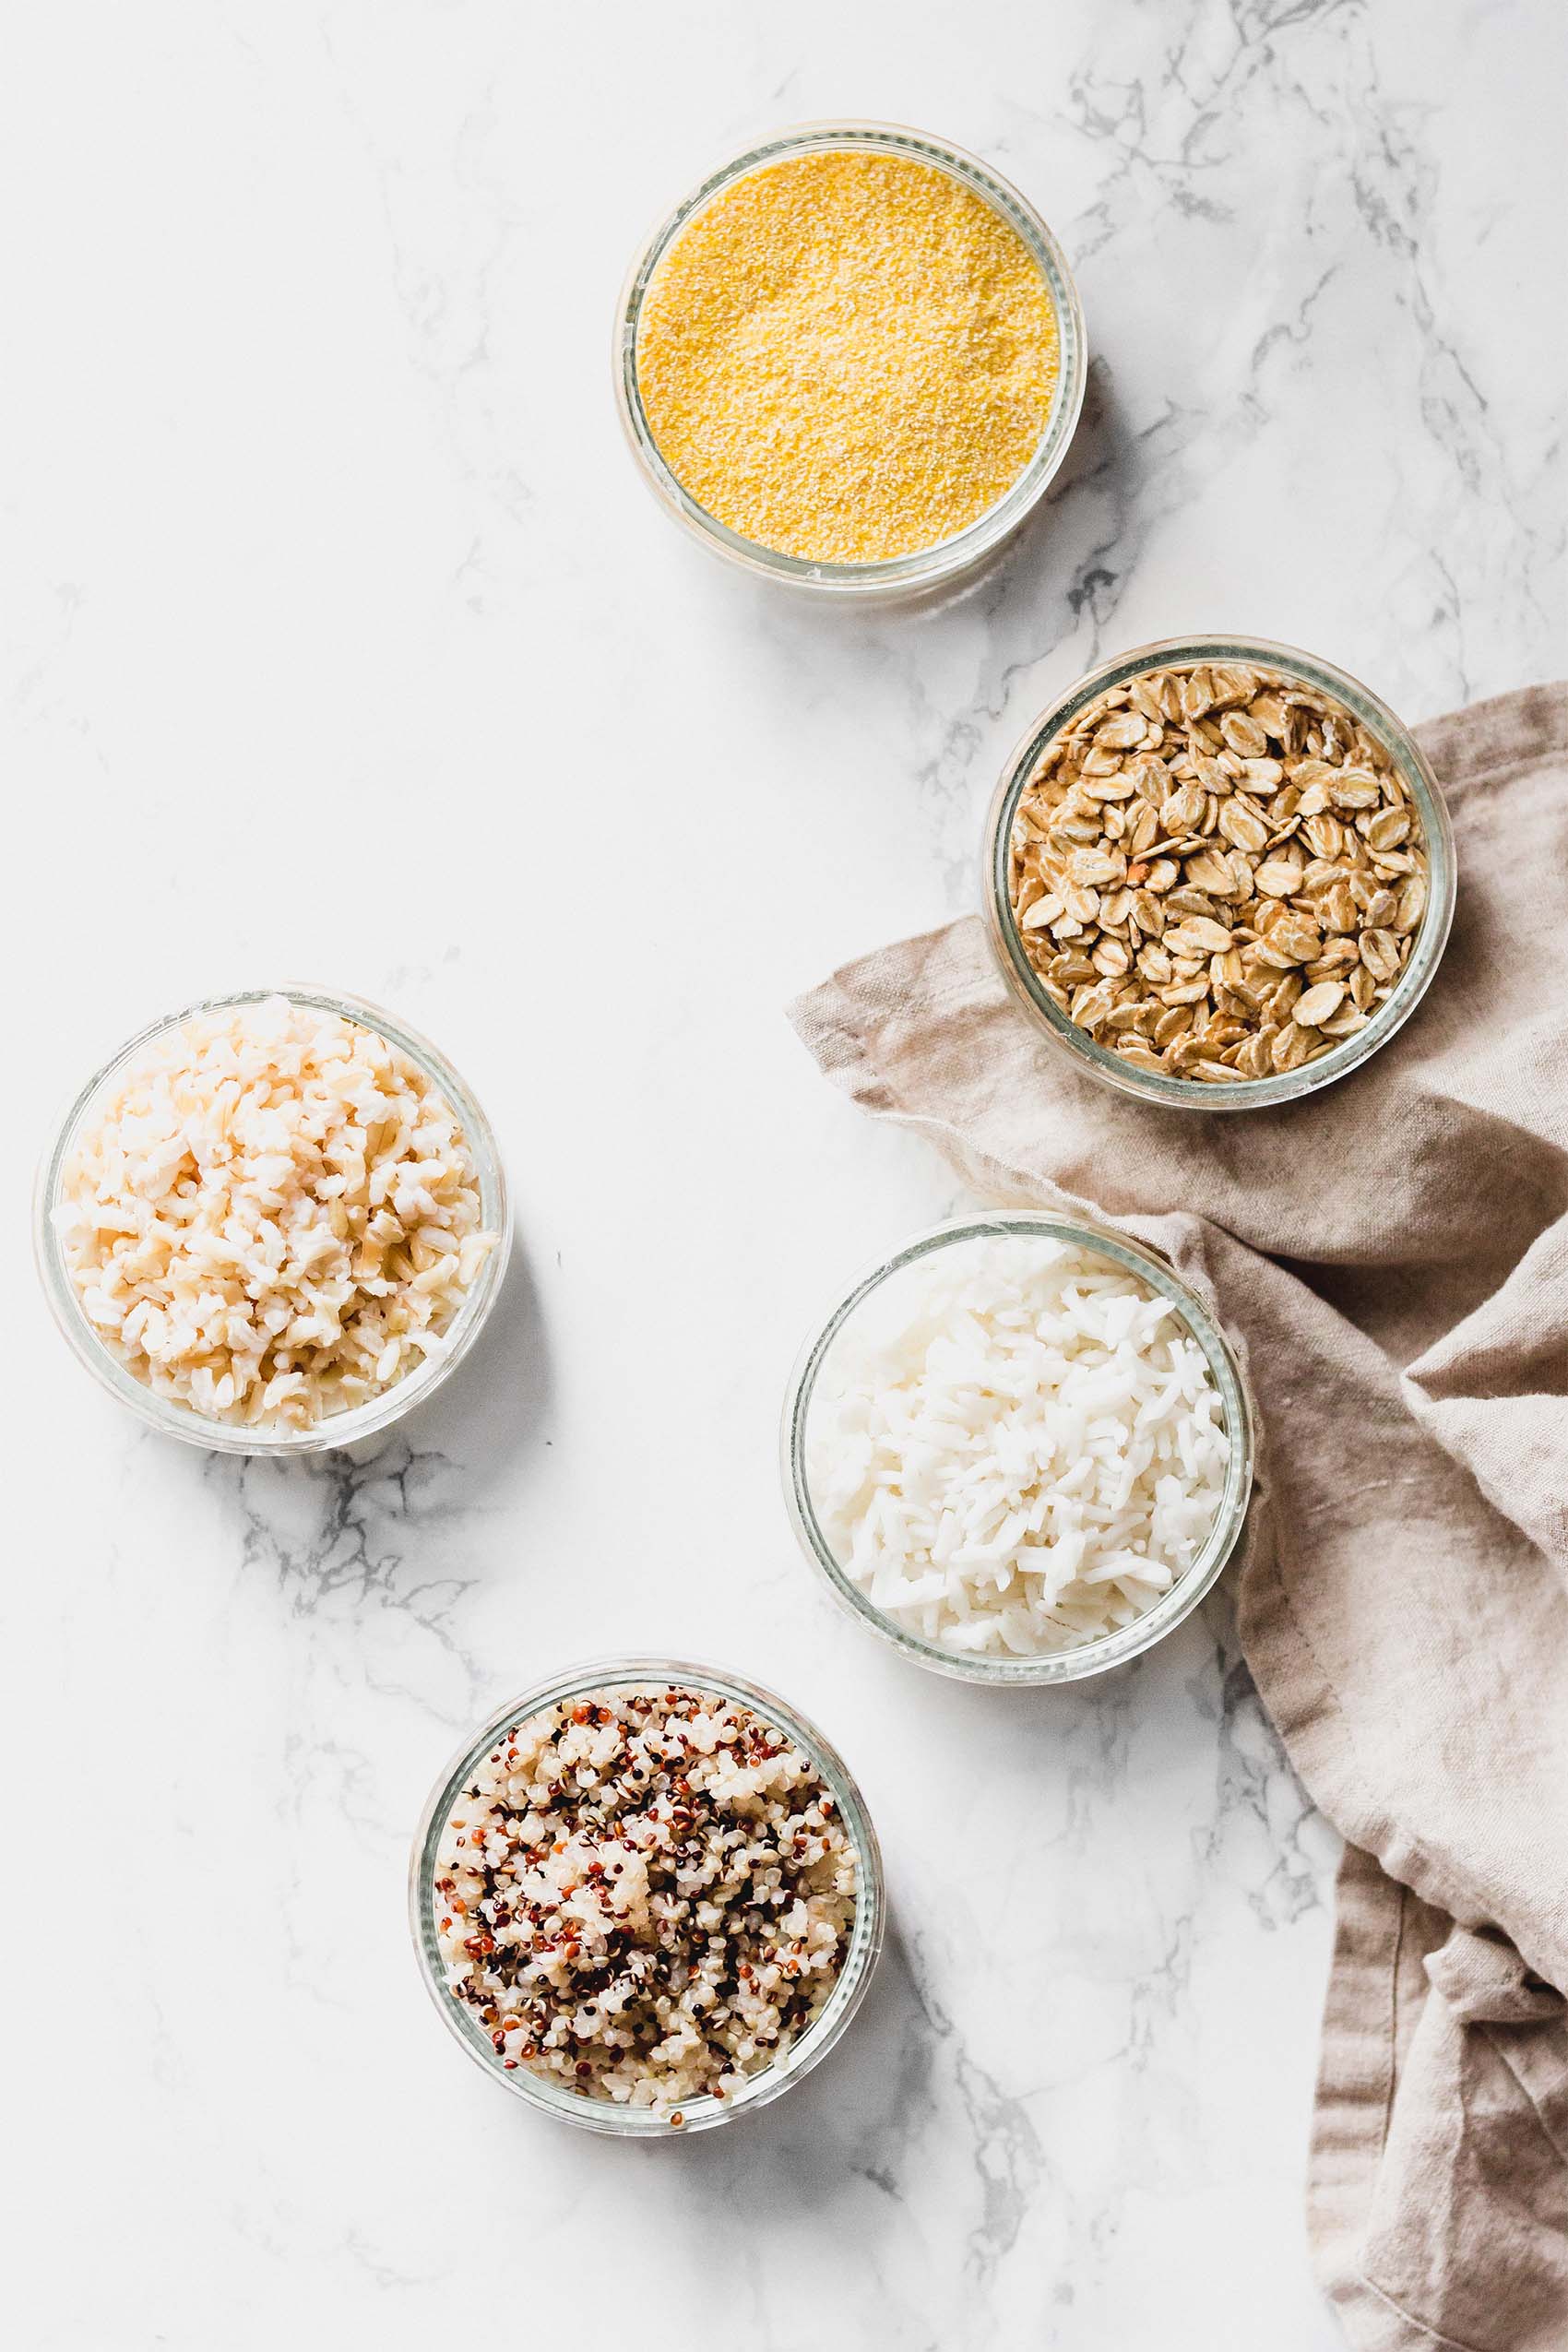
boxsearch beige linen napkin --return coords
[789,683,1568,2352]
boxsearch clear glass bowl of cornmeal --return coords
[615,122,1087,598]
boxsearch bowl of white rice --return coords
[783,1215,1254,1684]
[34,985,510,1454]
[409,1659,885,2134]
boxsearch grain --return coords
[434,1685,858,2108]
[636,148,1060,563]
[53,996,495,1426]
[1007,663,1431,1086]
[806,1235,1229,1657]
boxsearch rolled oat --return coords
[1006,662,1431,1085]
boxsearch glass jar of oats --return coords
[984,636,1456,1108]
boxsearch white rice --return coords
[806,1235,1230,1657]
[53,994,495,1428]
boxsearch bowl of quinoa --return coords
[615,121,1087,596]
[34,985,509,1452]
[410,1661,885,2133]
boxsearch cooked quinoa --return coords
[433,1686,859,2112]
[52,994,495,1428]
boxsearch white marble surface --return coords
[4,4,1562,2346]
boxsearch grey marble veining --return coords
[4,3,1561,2346]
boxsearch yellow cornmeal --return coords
[635,149,1060,564]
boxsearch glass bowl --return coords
[782,1213,1255,1685]
[983,636,1457,1109]
[614,120,1087,599]
[33,983,511,1455]
[408,1657,885,2136]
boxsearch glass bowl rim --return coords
[781,1211,1256,1685]
[407,1655,886,2136]
[32,980,512,1456]
[983,634,1457,1110]
[613,117,1088,595]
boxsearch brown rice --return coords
[52,994,494,1427]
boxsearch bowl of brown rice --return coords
[409,1659,885,2134]
[33,984,510,1453]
